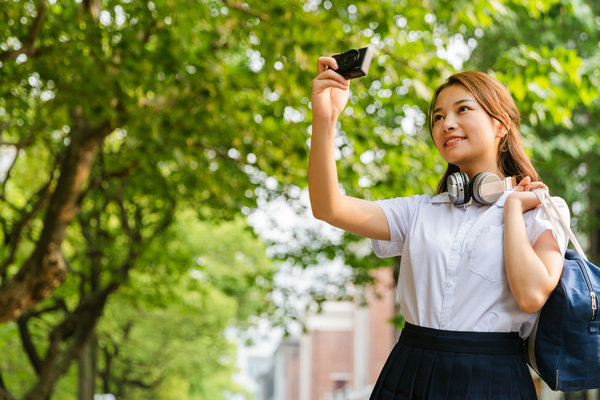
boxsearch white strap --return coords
[532,188,587,261]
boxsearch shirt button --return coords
[447,281,454,288]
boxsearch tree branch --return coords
[0,0,48,62]
[78,162,138,206]
[99,319,134,394]
[0,187,53,279]
[0,387,16,400]
[100,345,112,394]
[22,190,154,399]
[120,377,162,390]
[15,153,168,397]
[0,119,114,323]
[17,300,68,375]
[0,165,57,280]
[23,283,119,400]
[0,133,36,200]
[17,315,42,375]
[80,0,101,21]
[222,0,270,21]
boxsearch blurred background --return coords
[0,0,599,399]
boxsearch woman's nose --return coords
[442,117,457,133]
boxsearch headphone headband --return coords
[477,176,516,198]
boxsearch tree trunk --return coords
[0,121,112,323]
[78,334,98,400]
[22,284,117,400]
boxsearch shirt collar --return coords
[431,193,451,203]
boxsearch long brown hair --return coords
[428,71,538,194]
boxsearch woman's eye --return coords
[458,106,470,113]
[433,115,443,122]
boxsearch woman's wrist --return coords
[505,191,541,214]
[311,117,337,137]
[504,196,523,214]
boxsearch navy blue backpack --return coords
[526,190,600,392]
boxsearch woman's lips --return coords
[445,137,465,147]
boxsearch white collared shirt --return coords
[371,190,569,338]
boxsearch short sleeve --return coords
[371,195,428,258]
[524,195,570,255]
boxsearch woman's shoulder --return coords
[525,194,570,219]
[546,193,570,221]
[522,193,570,253]
[522,193,570,233]
[549,194,568,208]
[376,193,446,211]
[377,192,448,204]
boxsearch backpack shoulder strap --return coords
[532,188,587,261]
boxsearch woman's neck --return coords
[461,164,503,180]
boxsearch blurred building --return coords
[256,268,398,400]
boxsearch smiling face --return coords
[431,84,507,178]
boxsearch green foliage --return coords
[464,0,600,253]
[123,212,275,324]
[1,0,600,397]
[0,214,272,399]
[93,215,273,399]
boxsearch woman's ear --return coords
[495,115,510,138]
[496,123,508,138]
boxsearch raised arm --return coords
[309,56,389,240]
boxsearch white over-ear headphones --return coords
[447,172,515,205]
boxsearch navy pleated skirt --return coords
[370,323,537,400]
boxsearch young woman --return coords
[309,58,569,399]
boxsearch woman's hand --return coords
[311,56,350,124]
[505,176,548,213]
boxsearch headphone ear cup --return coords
[447,172,470,205]
[472,172,502,204]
